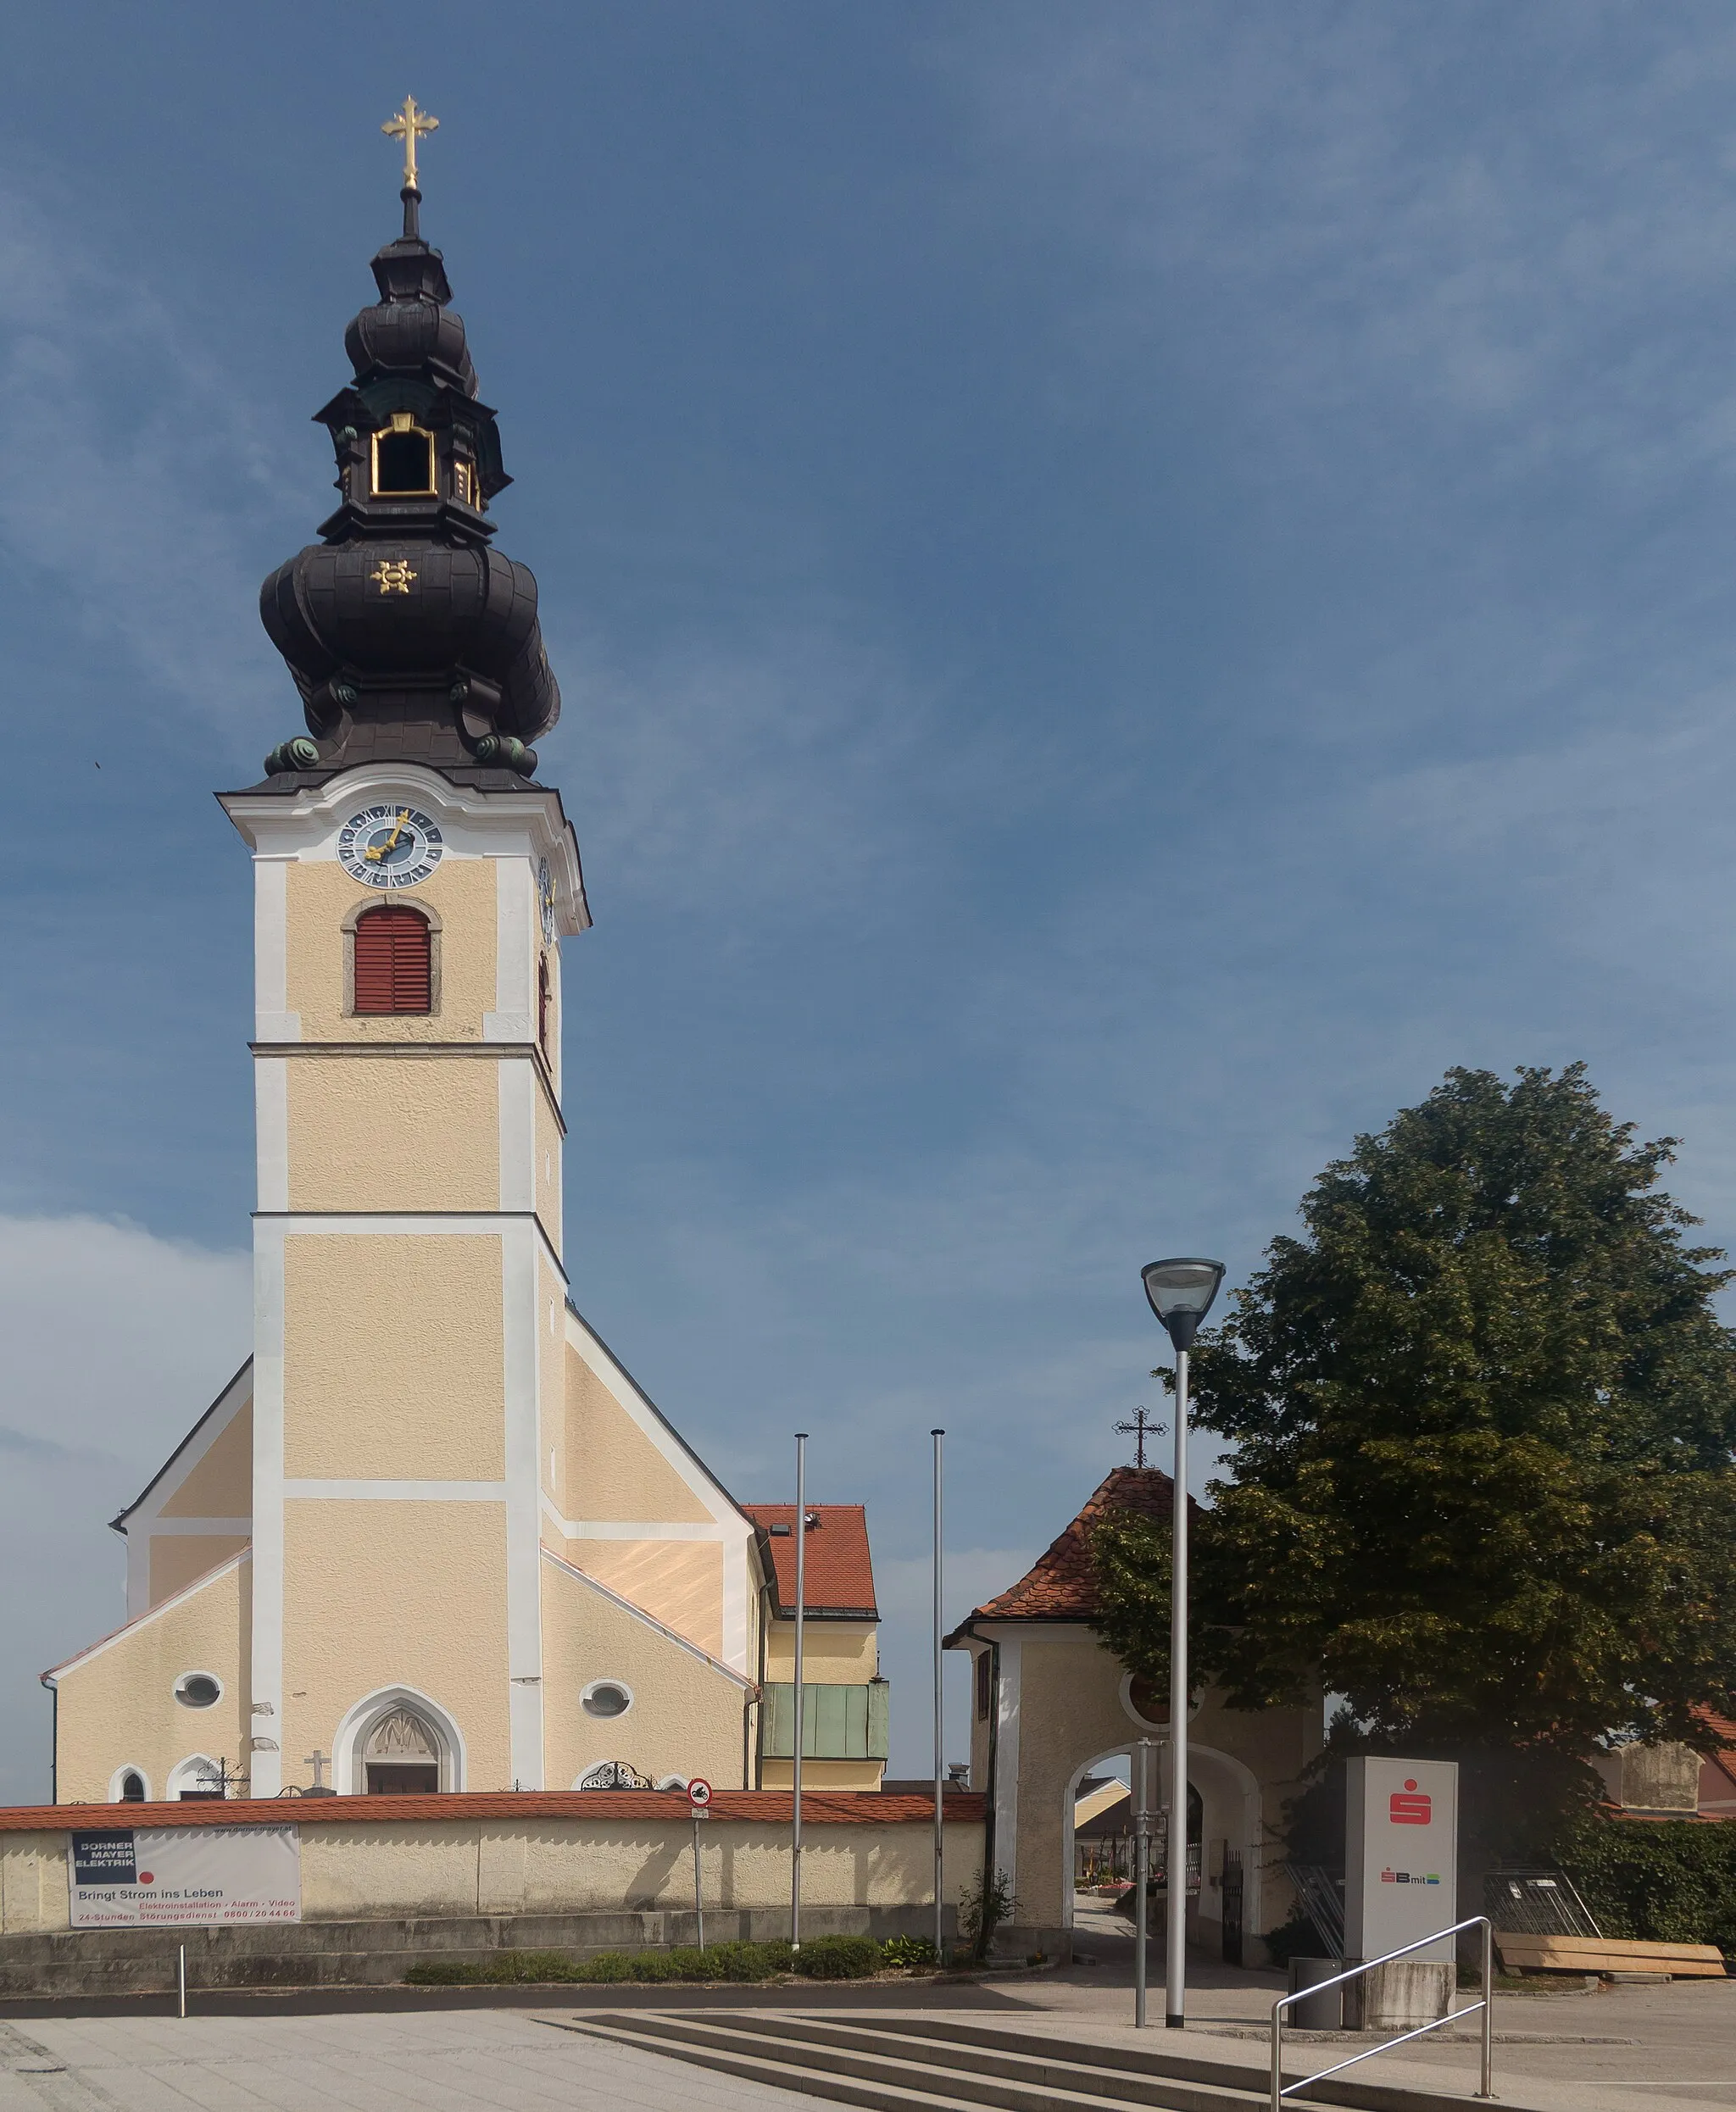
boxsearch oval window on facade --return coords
[175,1672,222,1709]
[581,1680,632,1719]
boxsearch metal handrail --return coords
[1269,1913,1494,2112]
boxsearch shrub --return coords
[1555,1815,1736,1955]
[793,1935,882,1979]
[403,1934,891,1987]
[880,1935,938,1969]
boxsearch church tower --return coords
[46,114,891,1809]
[220,112,585,1796]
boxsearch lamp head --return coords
[1141,1257,1226,1352]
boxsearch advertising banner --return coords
[67,1826,301,1927]
[1344,1757,1457,1962]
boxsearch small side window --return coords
[120,1770,146,1802]
[175,1672,221,1709]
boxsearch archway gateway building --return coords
[41,139,886,1810]
[946,1466,1321,1964]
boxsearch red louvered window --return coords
[353,905,431,1014]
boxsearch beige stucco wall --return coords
[285,858,498,1042]
[283,1234,504,1480]
[286,1059,499,1211]
[564,1351,712,1524]
[0,1835,69,1935]
[0,1814,982,1931]
[1594,1742,1703,1812]
[565,1539,724,1659]
[281,1498,511,1793]
[541,1555,748,1789]
[50,1558,251,1808]
[150,1536,250,1608]
[765,1624,877,1681]
[160,1403,253,1520]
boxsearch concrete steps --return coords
[548,2010,1492,2112]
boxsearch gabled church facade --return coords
[42,130,881,1809]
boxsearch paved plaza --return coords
[0,1948,1731,2112]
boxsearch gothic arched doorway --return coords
[363,1705,441,1792]
[334,1687,465,1794]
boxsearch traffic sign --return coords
[687,1777,713,1809]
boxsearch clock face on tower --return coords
[337,805,444,888]
[538,858,555,943]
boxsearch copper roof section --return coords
[742,1503,877,1619]
[950,1465,1181,1632]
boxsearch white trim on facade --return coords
[993,1635,1022,1892]
[255,1059,289,1212]
[116,1364,253,1621]
[503,1219,545,1787]
[536,1501,726,1541]
[284,1481,507,1502]
[249,1219,287,1798]
[252,853,300,1042]
[498,1058,536,1210]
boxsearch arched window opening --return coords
[120,1770,146,1802]
[353,905,431,1014]
[538,955,552,1055]
[363,1706,441,1793]
[371,414,436,496]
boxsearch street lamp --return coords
[1140,1256,1225,2031]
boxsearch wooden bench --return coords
[1495,1934,1728,1977]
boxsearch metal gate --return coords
[1221,1846,1244,1965]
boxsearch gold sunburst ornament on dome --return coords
[382,95,438,191]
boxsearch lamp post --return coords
[1140,1256,1225,2031]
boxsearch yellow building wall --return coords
[281,1498,511,1792]
[149,1537,250,1608]
[765,1623,877,1679]
[51,1559,251,1807]
[284,858,498,1042]
[540,1556,748,1789]
[563,1349,712,1524]
[282,1234,504,1481]
[565,1539,724,1659]
[286,1059,499,1212]
[159,1403,253,1520]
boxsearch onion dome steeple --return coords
[257,100,559,786]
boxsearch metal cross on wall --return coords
[1113,1405,1166,1470]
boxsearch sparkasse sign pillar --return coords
[1344,1757,1458,1962]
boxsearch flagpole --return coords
[932,1426,945,1958]
[791,1431,807,1954]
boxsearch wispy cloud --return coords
[0,179,303,756]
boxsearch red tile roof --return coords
[742,1503,877,1618]
[954,1465,1182,1627]
[0,1790,979,1833]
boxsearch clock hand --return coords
[364,812,412,862]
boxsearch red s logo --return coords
[1388,1778,1432,1826]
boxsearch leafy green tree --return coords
[1094,1065,1736,1853]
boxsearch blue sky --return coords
[5,2,1736,1798]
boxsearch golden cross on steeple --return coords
[383,94,439,192]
